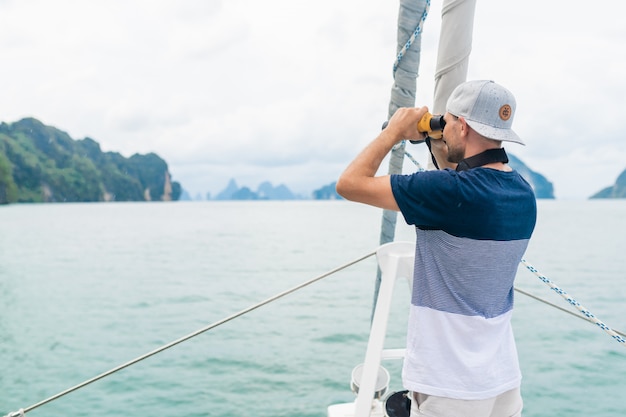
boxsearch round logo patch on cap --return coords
[499,104,512,121]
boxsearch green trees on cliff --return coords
[0,118,181,204]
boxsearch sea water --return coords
[0,200,625,417]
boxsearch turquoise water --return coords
[0,201,625,417]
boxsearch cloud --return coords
[1,0,625,199]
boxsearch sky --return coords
[1,0,625,200]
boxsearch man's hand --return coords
[385,106,430,143]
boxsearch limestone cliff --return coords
[0,118,181,203]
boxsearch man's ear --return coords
[458,117,469,137]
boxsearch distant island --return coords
[590,168,626,198]
[183,178,344,201]
[0,118,181,204]
[215,179,303,200]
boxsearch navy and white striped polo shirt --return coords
[391,167,536,400]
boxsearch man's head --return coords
[446,80,523,145]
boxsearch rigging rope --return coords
[513,287,626,339]
[521,259,626,347]
[392,0,431,75]
[2,251,376,417]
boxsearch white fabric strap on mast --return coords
[430,0,477,169]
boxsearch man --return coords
[336,80,537,417]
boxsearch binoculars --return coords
[417,112,446,139]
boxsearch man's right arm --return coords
[336,106,429,210]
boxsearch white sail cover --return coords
[433,0,477,114]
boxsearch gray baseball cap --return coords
[446,80,524,145]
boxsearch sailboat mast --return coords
[373,0,430,315]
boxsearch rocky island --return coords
[0,118,181,204]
